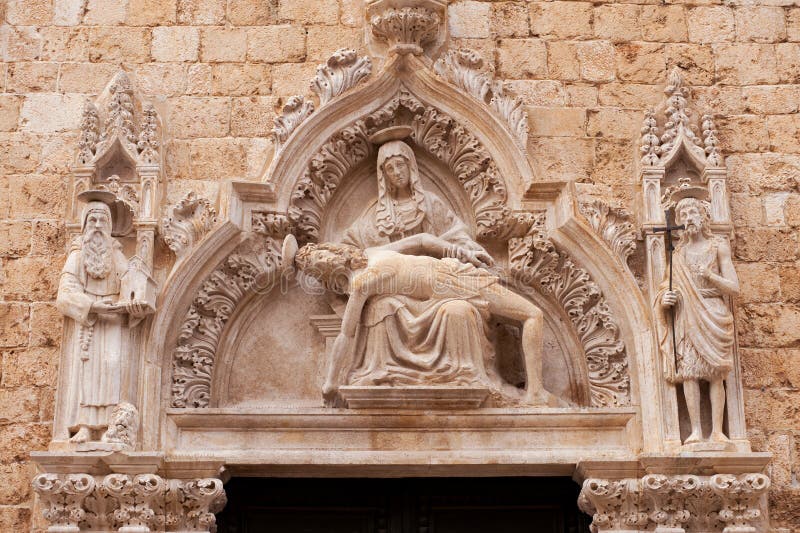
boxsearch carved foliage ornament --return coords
[370,6,440,55]
[171,237,284,408]
[579,474,770,533]
[578,200,637,270]
[289,89,509,243]
[509,216,630,407]
[160,192,218,259]
[33,473,226,532]
[434,49,529,150]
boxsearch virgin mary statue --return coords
[339,129,502,389]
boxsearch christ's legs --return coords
[709,378,728,442]
[683,379,703,444]
[482,285,559,406]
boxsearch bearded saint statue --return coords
[656,192,740,445]
[56,197,147,444]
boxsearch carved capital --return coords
[311,48,372,106]
[642,474,701,532]
[710,473,770,533]
[102,473,164,531]
[33,473,95,532]
[366,0,445,58]
[160,192,217,259]
[579,478,650,532]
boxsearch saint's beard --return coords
[82,230,113,279]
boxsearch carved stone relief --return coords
[160,192,218,261]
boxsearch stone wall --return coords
[1,0,798,530]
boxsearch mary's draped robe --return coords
[340,193,499,387]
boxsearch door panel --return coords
[217,477,588,533]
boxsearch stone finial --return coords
[640,108,661,166]
[702,113,723,168]
[366,0,447,59]
[76,101,100,166]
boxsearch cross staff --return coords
[652,209,685,362]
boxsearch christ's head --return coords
[295,242,367,294]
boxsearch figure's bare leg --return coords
[683,380,703,444]
[483,286,560,406]
[709,378,728,442]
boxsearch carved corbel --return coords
[710,474,771,533]
[160,192,217,260]
[641,474,701,533]
[175,478,227,532]
[251,210,294,239]
[578,478,650,532]
[102,473,165,532]
[311,48,372,106]
[32,473,96,533]
[366,0,446,58]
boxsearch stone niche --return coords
[31,2,772,532]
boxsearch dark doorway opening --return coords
[217,477,590,533]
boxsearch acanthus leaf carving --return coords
[710,473,770,532]
[171,238,282,408]
[251,210,294,238]
[642,474,701,531]
[434,49,528,150]
[579,200,637,270]
[102,473,165,531]
[160,192,217,260]
[509,216,630,407]
[273,96,316,152]
[33,473,96,531]
[578,478,650,532]
[311,48,372,107]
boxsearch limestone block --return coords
[735,7,787,43]
[0,463,34,505]
[1,26,43,62]
[54,0,84,26]
[231,96,276,137]
[7,63,58,93]
[88,27,151,63]
[0,507,32,532]
[727,153,800,194]
[766,432,795,487]
[40,27,90,62]
[743,85,800,115]
[271,62,317,97]
[498,39,547,79]
[530,137,594,183]
[592,139,634,199]
[547,42,579,81]
[0,222,31,259]
[29,303,63,347]
[0,95,22,131]
[736,263,782,303]
[730,193,763,228]
[490,2,529,39]
[189,138,249,181]
[687,6,735,43]
[0,303,30,348]
[716,43,779,85]
[594,4,640,43]
[58,62,120,93]
[212,63,270,95]
[229,0,275,25]
[587,109,641,139]
[735,228,799,262]
[0,388,40,424]
[278,0,337,25]
[665,43,715,85]
[1,347,58,388]
[564,84,597,107]
[127,0,178,25]
[200,27,247,62]
[786,195,800,227]
[168,96,230,138]
[640,5,687,43]
[763,192,789,226]
[744,388,800,430]
[247,25,306,63]
[780,263,800,300]
[178,0,226,25]
[152,26,200,62]
[340,0,361,27]
[449,1,490,39]
[307,25,362,62]
[776,43,800,83]
[767,115,800,154]
[84,0,127,25]
[716,114,770,153]
[530,1,592,40]
[19,93,83,134]
[507,80,565,107]
[527,107,585,137]
[788,8,800,42]
[576,41,615,83]
[1,256,61,301]
[187,63,212,95]
[0,423,51,463]
[741,348,800,389]
[614,42,666,83]
[6,0,53,25]
[598,83,660,108]
[0,134,43,175]
[133,63,188,97]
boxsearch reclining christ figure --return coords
[292,233,558,407]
